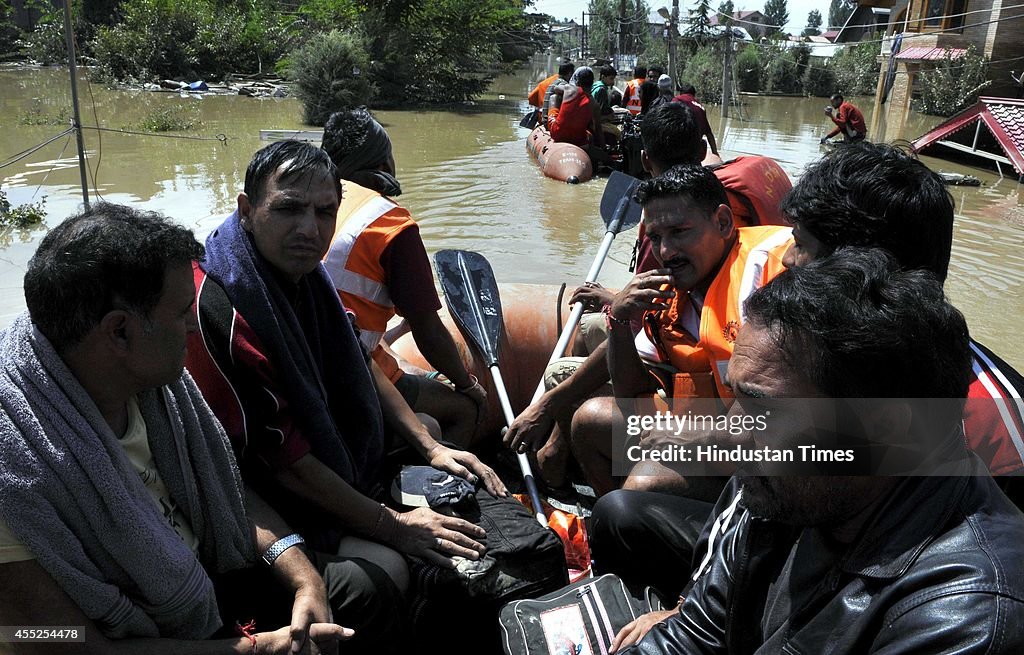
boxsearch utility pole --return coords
[720,29,733,119]
[669,0,678,79]
[62,0,89,210]
[581,11,587,61]
[618,0,627,60]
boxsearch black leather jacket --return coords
[625,457,1024,654]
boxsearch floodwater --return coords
[2,63,1023,369]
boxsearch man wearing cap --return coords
[651,74,674,110]
[320,107,487,449]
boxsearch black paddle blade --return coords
[519,109,540,129]
[599,170,643,234]
[434,250,504,367]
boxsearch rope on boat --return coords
[0,127,76,170]
[82,126,230,145]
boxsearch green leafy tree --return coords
[915,46,990,116]
[289,29,375,125]
[802,9,821,36]
[829,41,881,95]
[827,0,855,30]
[718,0,734,26]
[687,0,713,45]
[586,0,649,57]
[735,43,760,91]
[802,58,835,95]
[762,0,788,37]
[681,45,722,102]
[766,50,800,92]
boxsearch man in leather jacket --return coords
[619,248,1024,654]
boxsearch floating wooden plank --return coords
[259,129,323,143]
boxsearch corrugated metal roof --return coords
[895,46,967,61]
[911,97,1024,175]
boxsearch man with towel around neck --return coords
[321,107,488,449]
[185,140,508,651]
[0,203,351,654]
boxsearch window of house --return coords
[916,0,967,31]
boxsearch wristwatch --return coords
[261,533,305,567]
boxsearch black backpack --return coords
[407,487,569,651]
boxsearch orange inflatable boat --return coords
[390,283,566,438]
[526,127,593,185]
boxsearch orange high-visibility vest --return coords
[625,78,644,115]
[529,74,559,108]
[643,226,793,399]
[323,181,416,382]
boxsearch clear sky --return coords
[531,0,834,34]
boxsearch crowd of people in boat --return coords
[1,91,1023,655]
[528,61,868,166]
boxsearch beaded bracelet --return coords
[603,305,631,329]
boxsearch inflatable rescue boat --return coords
[526,127,593,185]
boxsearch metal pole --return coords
[721,30,732,119]
[62,0,90,210]
[618,0,627,58]
[669,0,678,79]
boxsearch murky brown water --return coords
[2,63,1023,369]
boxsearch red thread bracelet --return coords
[236,619,257,655]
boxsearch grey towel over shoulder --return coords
[0,312,256,639]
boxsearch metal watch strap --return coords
[261,533,305,567]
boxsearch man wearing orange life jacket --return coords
[528,73,558,110]
[321,108,487,448]
[504,164,792,496]
[620,64,647,116]
[506,100,791,490]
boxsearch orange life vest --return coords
[529,74,559,109]
[625,78,644,115]
[323,181,415,382]
[643,226,794,399]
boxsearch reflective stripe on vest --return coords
[625,79,643,115]
[324,183,414,355]
[644,226,793,399]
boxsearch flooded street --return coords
[2,64,1023,368]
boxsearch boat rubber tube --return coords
[526,126,593,185]
[390,282,563,439]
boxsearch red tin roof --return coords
[911,97,1024,175]
[895,46,966,61]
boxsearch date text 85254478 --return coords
[0,626,85,642]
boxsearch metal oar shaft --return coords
[490,365,547,526]
[528,228,618,405]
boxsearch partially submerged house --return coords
[911,96,1024,177]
